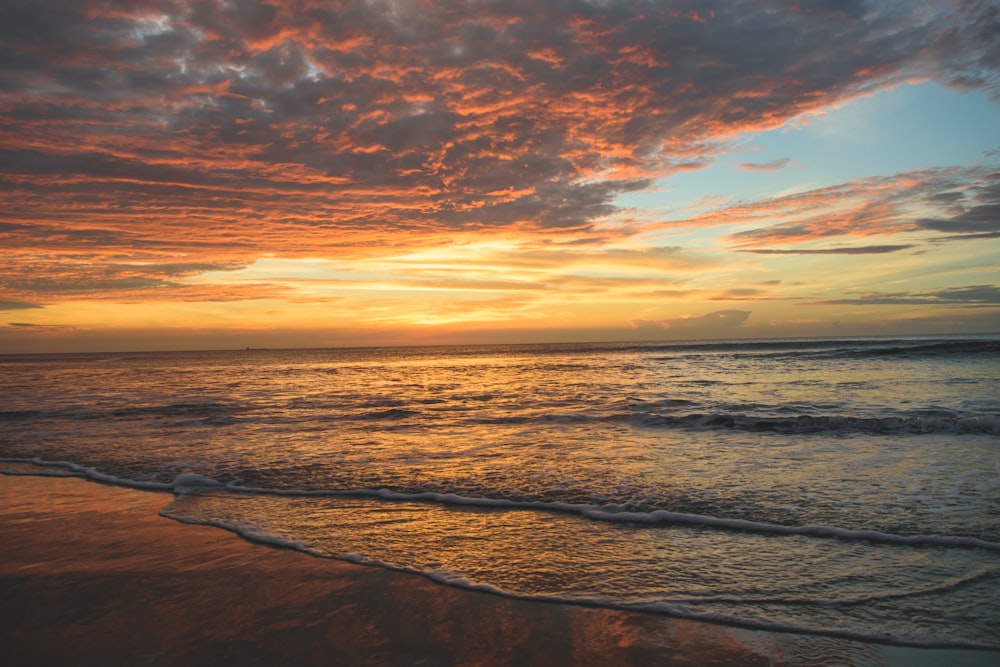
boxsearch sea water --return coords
[1,336,998,649]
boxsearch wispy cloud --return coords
[0,300,43,311]
[741,245,915,254]
[736,158,791,172]
[6,322,76,332]
[649,166,1000,249]
[807,285,1000,306]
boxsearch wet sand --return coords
[1,474,995,666]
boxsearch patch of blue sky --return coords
[619,81,1000,219]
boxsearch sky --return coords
[1,0,999,352]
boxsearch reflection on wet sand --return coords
[0,475,989,666]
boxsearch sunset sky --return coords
[1,0,999,352]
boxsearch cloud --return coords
[0,300,42,311]
[648,165,1000,249]
[916,190,1000,239]
[708,288,782,301]
[7,322,71,328]
[631,309,751,334]
[879,309,1000,332]
[807,284,1000,306]
[919,217,1000,238]
[740,244,915,254]
[0,256,275,303]
[736,158,791,172]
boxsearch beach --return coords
[2,473,996,667]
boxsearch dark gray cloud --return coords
[809,284,1000,306]
[918,205,1000,238]
[918,0,1000,96]
[916,170,1000,239]
[741,245,915,254]
[7,322,71,328]
[0,300,42,311]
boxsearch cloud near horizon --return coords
[808,285,1000,307]
[1,0,999,349]
[631,309,752,333]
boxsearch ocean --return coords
[1,336,998,651]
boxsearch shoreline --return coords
[1,473,996,666]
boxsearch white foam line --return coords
[165,514,321,555]
[579,506,1000,553]
[1,457,174,490]
[6,456,1000,553]
[231,485,1000,553]
[153,508,1000,653]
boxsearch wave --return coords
[0,410,41,421]
[841,340,1000,359]
[0,401,245,424]
[2,337,996,368]
[109,402,240,418]
[0,457,179,491]
[467,408,1000,435]
[158,507,1000,652]
[628,411,1000,435]
[355,408,422,421]
[590,565,1000,609]
[643,338,1000,362]
[5,401,995,436]
[5,456,1000,553]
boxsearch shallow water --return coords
[2,336,998,648]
